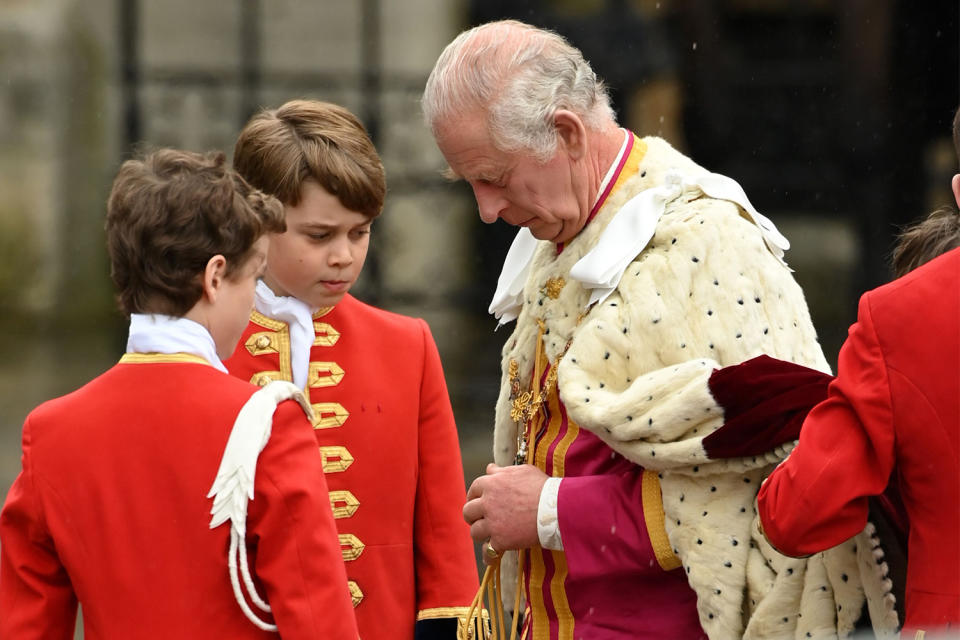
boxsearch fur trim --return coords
[857,523,901,638]
[489,136,861,638]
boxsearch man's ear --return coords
[554,109,587,160]
[201,254,227,302]
[952,174,960,209]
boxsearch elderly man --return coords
[423,19,895,640]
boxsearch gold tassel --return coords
[459,551,528,640]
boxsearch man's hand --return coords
[463,463,548,564]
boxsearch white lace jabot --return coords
[253,280,317,389]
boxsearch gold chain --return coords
[508,312,584,466]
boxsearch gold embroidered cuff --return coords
[417,607,490,639]
[416,606,479,621]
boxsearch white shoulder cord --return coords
[207,380,314,631]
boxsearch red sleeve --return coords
[558,469,677,580]
[0,417,78,640]
[248,400,359,640]
[412,321,480,625]
[758,293,896,556]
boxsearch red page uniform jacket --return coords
[225,293,479,640]
[759,248,960,636]
[0,355,358,639]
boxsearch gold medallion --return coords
[542,277,566,299]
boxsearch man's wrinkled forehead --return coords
[434,114,510,181]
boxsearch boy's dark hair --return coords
[891,206,960,278]
[233,99,386,218]
[106,148,286,316]
[953,105,960,167]
[890,106,960,278]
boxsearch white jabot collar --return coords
[488,165,791,324]
[126,313,227,373]
[253,280,316,389]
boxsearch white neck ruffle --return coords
[253,280,316,389]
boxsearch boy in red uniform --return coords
[224,100,479,640]
[0,149,359,639]
[757,108,960,637]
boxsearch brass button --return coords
[255,335,271,350]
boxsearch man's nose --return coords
[472,183,506,224]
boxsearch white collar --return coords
[126,314,227,373]
[487,129,631,326]
[253,280,317,389]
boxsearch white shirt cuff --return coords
[537,477,564,550]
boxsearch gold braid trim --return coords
[417,606,485,621]
[119,353,212,366]
[460,557,524,640]
[641,469,682,571]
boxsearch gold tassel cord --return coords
[467,320,566,639]
[460,562,494,640]
[459,550,528,640]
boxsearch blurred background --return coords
[0,2,957,628]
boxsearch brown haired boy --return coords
[891,205,960,278]
[0,149,359,638]
[891,107,960,278]
[757,107,960,636]
[225,100,479,640]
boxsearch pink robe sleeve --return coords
[557,469,678,580]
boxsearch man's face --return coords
[264,180,371,309]
[434,112,588,244]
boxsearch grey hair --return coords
[422,20,616,162]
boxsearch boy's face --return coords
[263,180,371,309]
[214,236,269,359]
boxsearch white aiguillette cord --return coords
[207,381,314,632]
[489,169,791,320]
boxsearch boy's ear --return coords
[952,174,960,209]
[554,109,587,160]
[201,254,228,302]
